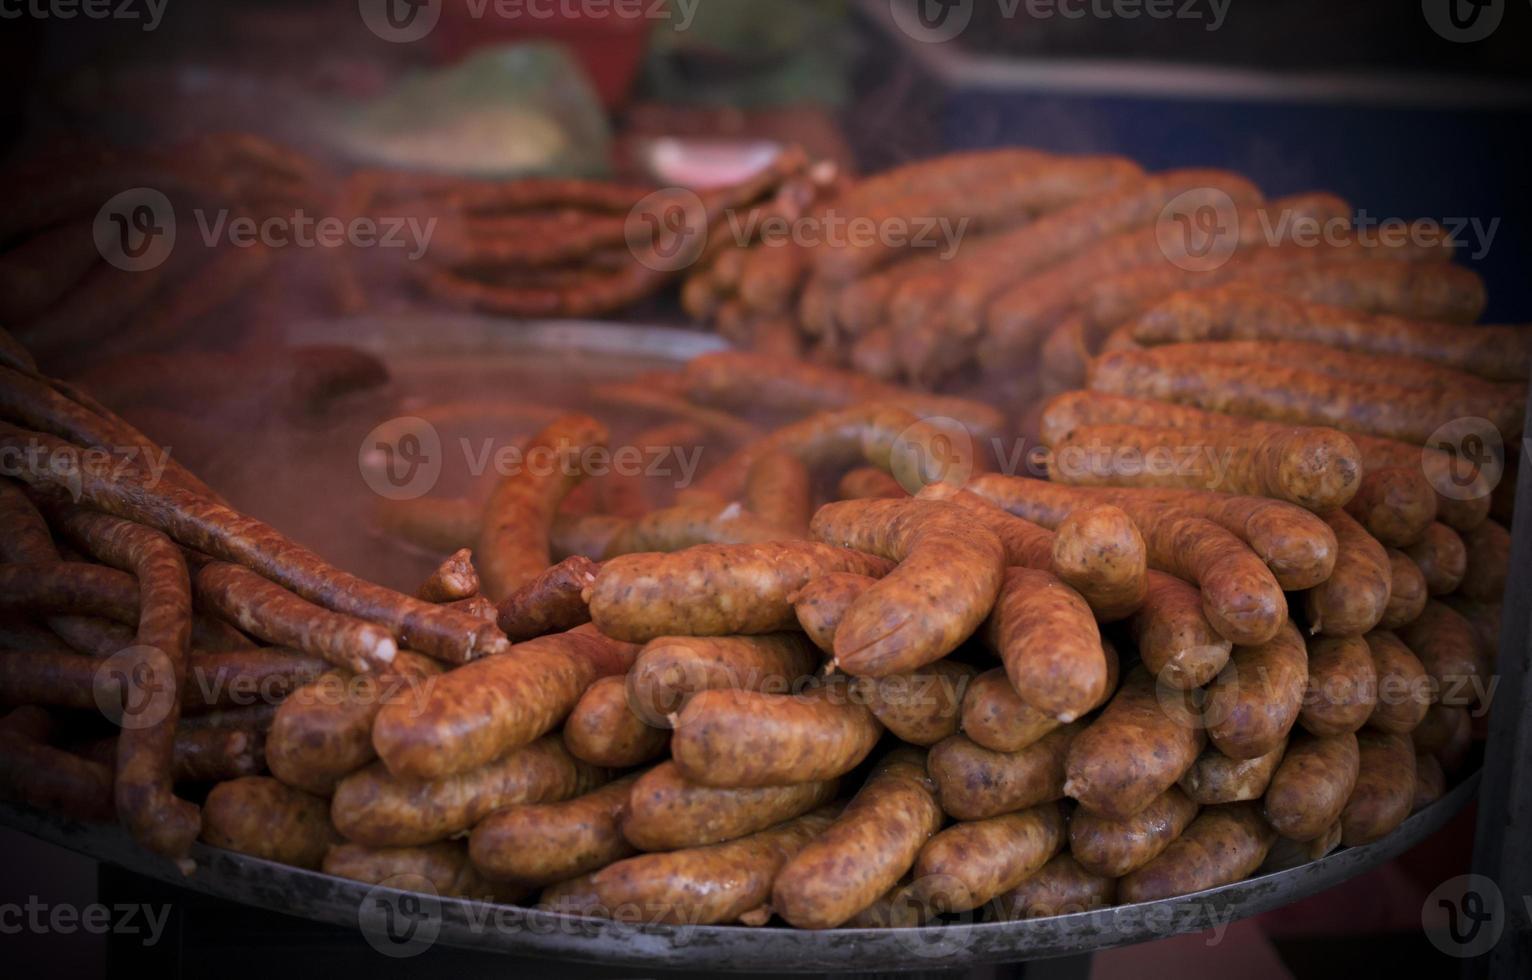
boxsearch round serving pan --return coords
[0,771,1479,973]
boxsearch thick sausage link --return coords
[1179,742,1286,805]
[563,675,668,768]
[907,803,1066,914]
[1339,730,1417,846]
[1404,523,1467,596]
[671,684,883,787]
[1264,732,1361,842]
[1131,570,1233,690]
[771,749,943,929]
[626,633,821,728]
[1380,550,1428,630]
[332,735,608,847]
[991,853,1117,920]
[1051,504,1149,621]
[1064,666,1206,819]
[373,628,637,779]
[202,776,338,869]
[792,574,875,654]
[960,644,1119,754]
[853,660,975,746]
[1205,621,1309,760]
[1399,601,1488,708]
[1069,785,1200,877]
[1304,510,1391,638]
[1344,468,1437,548]
[588,542,892,642]
[326,841,523,901]
[1300,635,1378,736]
[1458,520,1511,603]
[985,567,1108,723]
[1117,802,1277,903]
[588,806,837,926]
[811,499,1006,677]
[622,761,838,851]
[468,772,642,886]
[1364,631,1433,735]
[927,725,1081,821]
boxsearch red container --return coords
[431,4,652,110]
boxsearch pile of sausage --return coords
[684,148,1501,409]
[1,205,1522,928]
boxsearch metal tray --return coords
[0,771,1480,973]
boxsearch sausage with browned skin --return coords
[811,499,1006,678]
[625,633,821,728]
[744,450,813,535]
[1179,742,1286,805]
[588,542,892,642]
[792,573,875,653]
[1264,732,1360,842]
[1304,510,1392,638]
[907,802,1066,914]
[1300,635,1378,736]
[772,749,942,929]
[1051,504,1149,621]
[985,567,1108,722]
[469,772,642,886]
[1131,571,1233,690]
[332,736,608,847]
[671,683,883,788]
[927,725,1082,821]
[416,549,479,603]
[1458,519,1511,603]
[495,555,599,640]
[589,806,838,926]
[1205,621,1309,760]
[1344,468,1437,549]
[1404,523,1467,596]
[1049,423,1363,513]
[622,761,839,851]
[1399,601,1488,708]
[1340,730,1418,845]
[266,652,441,797]
[991,853,1117,920]
[202,776,338,869]
[326,840,523,901]
[1364,631,1433,736]
[478,414,608,600]
[853,660,975,746]
[564,675,668,768]
[1380,550,1428,630]
[1069,785,1200,877]
[1064,665,1206,819]
[1117,802,1277,902]
[960,644,1119,754]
